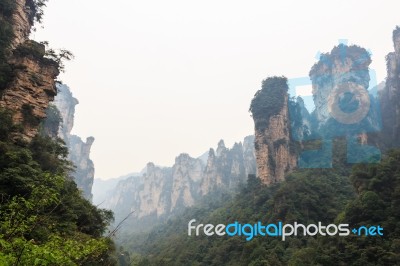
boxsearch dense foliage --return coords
[120,147,400,265]
[249,76,289,132]
[26,0,49,24]
[0,109,117,265]
[0,1,119,264]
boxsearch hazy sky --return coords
[33,0,400,180]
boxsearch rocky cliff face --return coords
[107,163,173,220]
[0,0,59,141]
[200,138,256,194]
[254,101,297,185]
[52,84,95,200]
[251,46,379,185]
[308,45,379,160]
[103,137,256,230]
[11,0,33,49]
[0,48,59,141]
[380,27,400,147]
[67,135,95,200]
[53,84,78,140]
[309,44,371,125]
[250,77,297,185]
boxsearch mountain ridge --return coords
[102,136,256,232]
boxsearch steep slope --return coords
[0,0,59,141]
[309,44,371,125]
[380,26,400,147]
[51,84,96,200]
[200,138,256,194]
[92,173,140,206]
[250,77,297,185]
[122,27,400,266]
[126,150,400,266]
[0,1,117,263]
[250,45,381,185]
[103,137,256,231]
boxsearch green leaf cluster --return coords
[249,76,289,132]
[0,109,117,265]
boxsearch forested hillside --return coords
[123,147,400,266]
[116,26,400,266]
[0,0,118,264]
